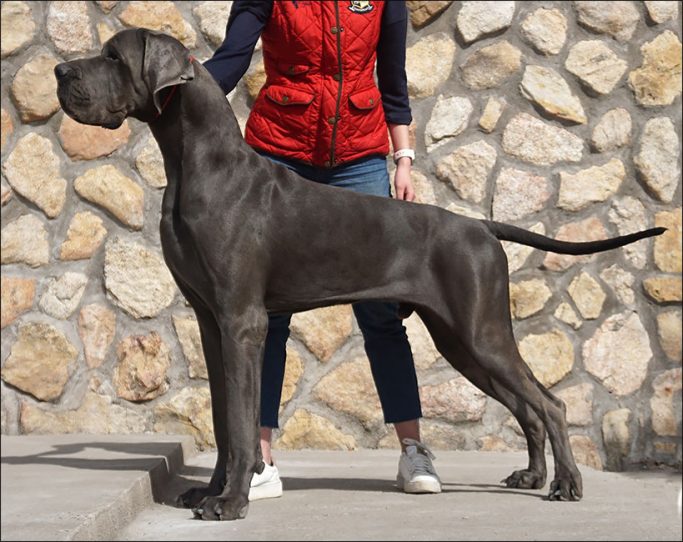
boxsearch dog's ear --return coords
[142,30,195,113]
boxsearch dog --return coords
[54,29,664,520]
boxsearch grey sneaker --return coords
[396,438,442,494]
[249,462,283,501]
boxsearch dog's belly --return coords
[263,207,435,313]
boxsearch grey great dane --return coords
[55,29,664,521]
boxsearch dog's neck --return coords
[147,65,248,217]
[148,66,243,168]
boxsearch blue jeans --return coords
[258,152,422,428]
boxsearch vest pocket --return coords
[265,85,315,106]
[349,87,381,110]
[277,62,310,76]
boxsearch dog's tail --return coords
[484,221,666,255]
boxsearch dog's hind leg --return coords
[478,347,579,500]
[464,322,579,499]
[419,237,581,500]
[460,364,548,490]
[432,315,579,499]
[416,312,548,490]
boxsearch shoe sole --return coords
[248,480,283,501]
[396,474,442,494]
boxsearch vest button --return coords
[328,116,337,124]
[324,160,331,167]
[333,73,341,81]
[281,95,290,104]
[331,26,343,34]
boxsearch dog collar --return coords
[155,85,178,118]
[154,55,196,119]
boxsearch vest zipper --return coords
[329,0,343,167]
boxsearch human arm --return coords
[203,0,273,94]
[376,1,415,202]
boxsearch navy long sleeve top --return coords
[203,0,412,125]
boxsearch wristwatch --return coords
[393,148,415,164]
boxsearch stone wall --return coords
[1,1,681,471]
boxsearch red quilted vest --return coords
[245,0,390,168]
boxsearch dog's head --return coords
[54,28,195,129]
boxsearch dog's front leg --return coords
[176,301,230,508]
[193,309,267,521]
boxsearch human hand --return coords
[393,159,415,202]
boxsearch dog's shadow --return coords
[160,472,544,507]
[2,440,545,506]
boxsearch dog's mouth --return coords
[100,117,125,130]
[57,85,126,130]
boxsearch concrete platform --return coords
[0,434,196,541]
[1,434,681,541]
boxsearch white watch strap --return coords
[393,148,415,164]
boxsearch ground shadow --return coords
[2,440,546,507]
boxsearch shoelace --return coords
[402,438,437,475]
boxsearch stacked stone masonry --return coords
[1,1,681,472]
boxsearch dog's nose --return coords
[54,63,77,81]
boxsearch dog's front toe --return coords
[548,478,582,501]
[193,496,249,521]
[177,486,217,509]
[502,469,546,490]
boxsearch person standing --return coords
[204,0,441,501]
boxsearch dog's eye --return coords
[104,50,120,62]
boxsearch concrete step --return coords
[1,434,196,541]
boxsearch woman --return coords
[204,0,441,500]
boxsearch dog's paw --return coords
[176,486,217,509]
[502,469,546,490]
[193,496,249,521]
[548,478,582,501]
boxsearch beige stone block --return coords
[570,434,603,470]
[602,408,631,470]
[629,31,682,107]
[74,166,144,230]
[421,375,487,424]
[460,41,521,90]
[519,329,574,388]
[643,276,683,304]
[155,386,216,450]
[79,304,116,369]
[567,272,606,320]
[584,312,652,396]
[290,305,353,362]
[1,323,77,402]
[314,357,382,428]
[509,279,552,319]
[555,383,594,426]
[654,208,682,273]
[0,276,35,329]
[406,1,453,29]
[656,310,682,363]
[650,369,682,437]
[59,211,107,261]
[275,409,356,450]
[114,332,171,402]
[58,116,131,161]
[118,1,197,48]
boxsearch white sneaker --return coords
[249,462,283,501]
[396,438,442,494]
